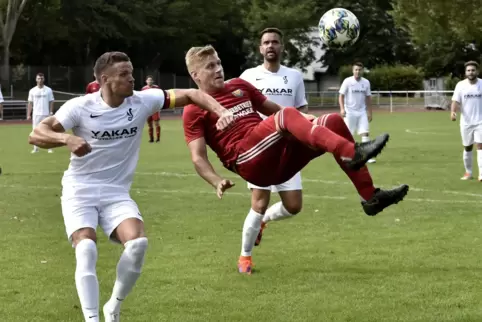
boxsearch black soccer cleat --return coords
[362,184,409,216]
[344,133,389,171]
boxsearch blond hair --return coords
[185,45,217,73]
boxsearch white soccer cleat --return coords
[31,149,39,154]
[103,304,120,322]
[461,173,473,180]
[47,149,53,153]
[367,158,376,163]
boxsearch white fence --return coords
[307,90,455,112]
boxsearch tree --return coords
[391,0,482,77]
[242,0,318,71]
[315,0,417,74]
[0,0,28,84]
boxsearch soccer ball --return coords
[318,8,360,48]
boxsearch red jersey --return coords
[85,81,100,94]
[183,78,267,168]
[142,85,160,90]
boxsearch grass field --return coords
[1,111,482,322]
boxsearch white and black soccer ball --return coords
[318,8,360,48]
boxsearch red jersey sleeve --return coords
[236,78,267,110]
[182,105,206,144]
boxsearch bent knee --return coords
[251,190,271,214]
[125,237,148,254]
[283,202,302,215]
[72,227,97,247]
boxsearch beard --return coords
[264,52,279,62]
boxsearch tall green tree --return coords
[316,0,417,74]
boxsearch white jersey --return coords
[55,89,169,191]
[452,78,482,126]
[240,65,307,119]
[339,76,371,113]
[0,87,4,103]
[28,85,54,115]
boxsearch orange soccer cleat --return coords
[255,222,267,246]
[237,256,253,274]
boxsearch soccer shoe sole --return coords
[346,133,389,171]
[364,184,409,216]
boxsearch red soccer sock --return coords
[155,125,161,140]
[278,107,355,159]
[148,126,154,141]
[317,113,376,200]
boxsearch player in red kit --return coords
[85,78,100,94]
[142,75,161,142]
[182,45,409,274]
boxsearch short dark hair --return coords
[36,73,44,77]
[146,75,154,79]
[94,52,130,79]
[259,27,284,42]
[465,61,479,69]
[353,62,364,68]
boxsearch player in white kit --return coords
[237,28,308,273]
[28,52,233,322]
[339,62,375,163]
[451,61,482,181]
[27,73,55,153]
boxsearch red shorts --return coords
[234,115,323,187]
[147,112,160,122]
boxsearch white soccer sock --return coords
[477,150,482,178]
[262,201,295,223]
[361,136,370,143]
[75,239,99,322]
[241,209,263,256]
[463,150,473,174]
[105,237,148,314]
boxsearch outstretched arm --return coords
[187,137,234,198]
[166,89,227,117]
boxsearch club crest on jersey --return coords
[232,89,243,97]
[127,108,134,121]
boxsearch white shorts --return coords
[247,172,302,192]
[344,112,369,135]
[61,185,143,244]
[460,124,482,146]
[32,114,48,128]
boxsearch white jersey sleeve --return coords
[28,89,33,102]
[365,79,372,97]
[339,79,348,95]
[452,82,462,103]
[55,97,82,131]
[0,88,4,103]
[48,88,55,101]
[294,76,308,108]
[239,69,254,83]
[137,88,168,115]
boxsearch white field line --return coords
[405,128,450,135]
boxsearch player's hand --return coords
[340,109,346,118]
[301,112,316,122]
[368,112,373,122]
[66,135,92,157]
[215,179,235,198]
[27,115,31,120]
[216,110,235,131]
[450,111,457,121]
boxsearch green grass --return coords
[1,111,482,322]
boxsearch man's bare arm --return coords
[28,116,70,148]
[187,137,224,188]
[167,89,227,116]
[257,99,282,116]
[27,101,33,119]
[338,94,345,115]
[366,95,372,120]
[451,101,460,121]
[297,105,308,113]
[49,100,54,114]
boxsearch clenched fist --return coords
[66,135,92,157]
[216,110,235,131]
